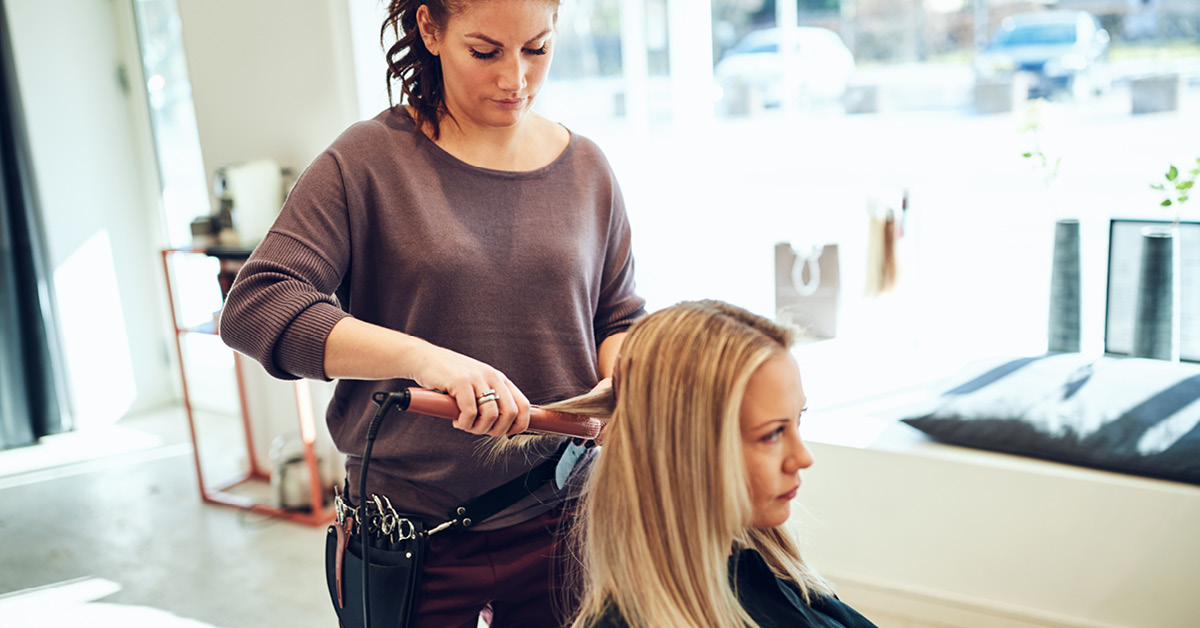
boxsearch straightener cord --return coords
[360,391,410,628]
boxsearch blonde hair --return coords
[548,300,832,628]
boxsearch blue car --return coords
[974,11,1111,100]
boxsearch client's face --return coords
[739,352,813,528]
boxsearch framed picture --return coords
[1104,219,1200,362]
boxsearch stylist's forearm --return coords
[597,332,627,379]
[323,317,431,381]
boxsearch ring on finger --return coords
[476,389,499,405]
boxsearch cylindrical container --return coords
[1048,219,1081,353]
[222,159,284,248]
[1132,227,1180,361]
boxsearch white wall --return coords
[796,423,1200,628]
[176,0,361,198]
[174,0,364,471]
[5,0,173,427]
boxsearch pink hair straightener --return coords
[375,388,603,439]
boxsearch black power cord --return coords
[360,390,412,628]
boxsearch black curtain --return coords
[0,1,70,449]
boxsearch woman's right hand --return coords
[324,318,531,438]
[409,343,532,438]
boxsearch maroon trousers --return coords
[411,506,574,628]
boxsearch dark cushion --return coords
[901,353,1200,485]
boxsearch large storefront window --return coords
[544,0,1198,393]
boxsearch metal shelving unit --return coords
[159,248,333,527]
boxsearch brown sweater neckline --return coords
[390,106,576,179]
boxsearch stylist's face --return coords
[417,1,556,130]
[740,352,812,529]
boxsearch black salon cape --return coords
[587,549,878,627]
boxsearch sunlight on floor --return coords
[0,427,162,479]
[0,577,223,627]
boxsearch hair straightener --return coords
[382,387,603,439]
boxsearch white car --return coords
[714,26,856,110]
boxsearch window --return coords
[542,0,1198,403]
[132,0,208,251]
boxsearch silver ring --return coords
[476,389,499,405]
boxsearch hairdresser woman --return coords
[219,0,644,625]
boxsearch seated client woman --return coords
[550,300,878,628]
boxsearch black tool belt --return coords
[325,450,563,628]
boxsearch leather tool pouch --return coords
[326,509,426,628]
[325,441,565,627]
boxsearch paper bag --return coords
[775,242,840,339]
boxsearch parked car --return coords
[714,26,855,110]
[974,10,1111,100]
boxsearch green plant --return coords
[1151,157,1199,225]
[1019,99,1062,187]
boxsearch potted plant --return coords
[1021,100,1079,353]
[1150,158,1198,225]
[1020,99,1063,190]
[1132,158,1198,360]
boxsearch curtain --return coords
[0,1,69,449]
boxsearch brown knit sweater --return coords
[220,108,645,529]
